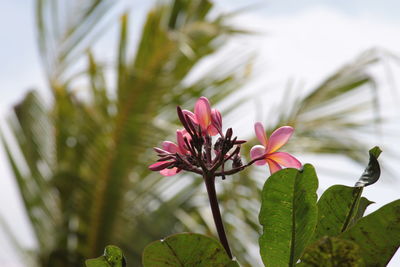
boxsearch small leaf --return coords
[86,245,126,267]
[142,233,239,267]
[298,236,364,267]
[339,199,400,266]
[259,164,319,267]
[355,146,381,187]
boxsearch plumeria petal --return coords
[149,161,173,171]
[266,126,294,153]
[162,141,179,153]
[160,167,180,176]
[207,124,219,136]
[194,96,212,131]
[250,145,267,166]
[182,109,198,124]
[266,158,282,174]
[211,108,223,135]
[176,129,190,154]
[268,152,302,169]
[254,122,268,147]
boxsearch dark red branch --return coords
[204,173,232,259]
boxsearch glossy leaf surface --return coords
[348,197,374,228]
[142,233,239,267]
[312,185,363,241]
[259,164,319,267]
[340,199,400,266]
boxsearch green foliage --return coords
[255,147,398,267]
[313,146,382,242]
[81,148,399,266]
[134,147,398,266]
[142,233,239,267]
[312,185,363,242]
[348,197,374,228]
[259,164,319,267]
[339,200,400,266]
[298,237,364,267]
[85,245,126,267]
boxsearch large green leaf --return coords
[312,185,363,242]
[259,164,319,267]
[298,237,364,267]
[312,146,382,241]
[339,199,400,266]
[85,245,126,267]
[142,233,239,267]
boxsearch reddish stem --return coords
[203,173,233,259]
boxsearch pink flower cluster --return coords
[149,96,301,177]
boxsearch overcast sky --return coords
[1,1,399,266]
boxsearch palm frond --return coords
[276,49,383,162]
[2,0,253,266]
[36,0,118,85]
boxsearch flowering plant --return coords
[86,97,400,267]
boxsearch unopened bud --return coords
[149,161,174,171]
[232,155,243,168]
[225,128,233,140]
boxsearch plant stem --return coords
[204,173,233,259]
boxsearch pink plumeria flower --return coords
[149,129,191,176]
[183,96,223,136]
[250,122,302,174]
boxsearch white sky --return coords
[0,0,399,266]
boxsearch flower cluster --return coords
[149,96,301,177]
[148,96,302,260]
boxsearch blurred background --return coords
[1,0,399,266]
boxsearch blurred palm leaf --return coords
[36,0,117,84]
[2,0,250,266]
[1,1,393,267]
[281,49,382,162]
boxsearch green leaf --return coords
[142,233,239,267]
[85,245,126,267]
[298,236,364,267]
[339,199,400,266]
[259,164,319,267]
[354,146,382,187]
[313,147,381,242]
[312,185,363,242]
[348,197,374,228]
